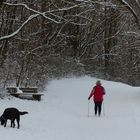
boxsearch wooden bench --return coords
[7,87,43,101]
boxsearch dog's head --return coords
[0,116,5,125]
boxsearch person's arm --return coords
[88,87,95,100]
[102,87,106,95]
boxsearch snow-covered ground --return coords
[0,76,140,140]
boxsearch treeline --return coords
[0,0,140,92]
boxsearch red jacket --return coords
[88,85,105,102]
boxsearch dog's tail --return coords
[19,111,28,115]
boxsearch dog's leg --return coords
[11,119,15,128]
[10,120,12,127]
[13,120,15,128]
[11,120,13,127]
[4,120,7,127]
[16,116,20,129]
[12,121,15,128]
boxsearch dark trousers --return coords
[94,101,102,116]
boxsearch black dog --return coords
[0,108,28,129]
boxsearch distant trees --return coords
[0,0,140,93]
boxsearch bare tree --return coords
[0,0,140,93]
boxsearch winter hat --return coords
[96,80,101,85]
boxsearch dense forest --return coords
[0,0,140,93]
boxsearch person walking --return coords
[88,80,105,116]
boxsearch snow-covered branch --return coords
[0,14,38,41]
[0,2,89,42]
[4,2,86,23]
[3,2,61,24]
[46,3,85,13]
[76,0,117,7]
[125,31,140,37]
[118,0,140,28]
[135,0,140,8]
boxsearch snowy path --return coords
[0,77,140,140]
[46,77,140,140]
